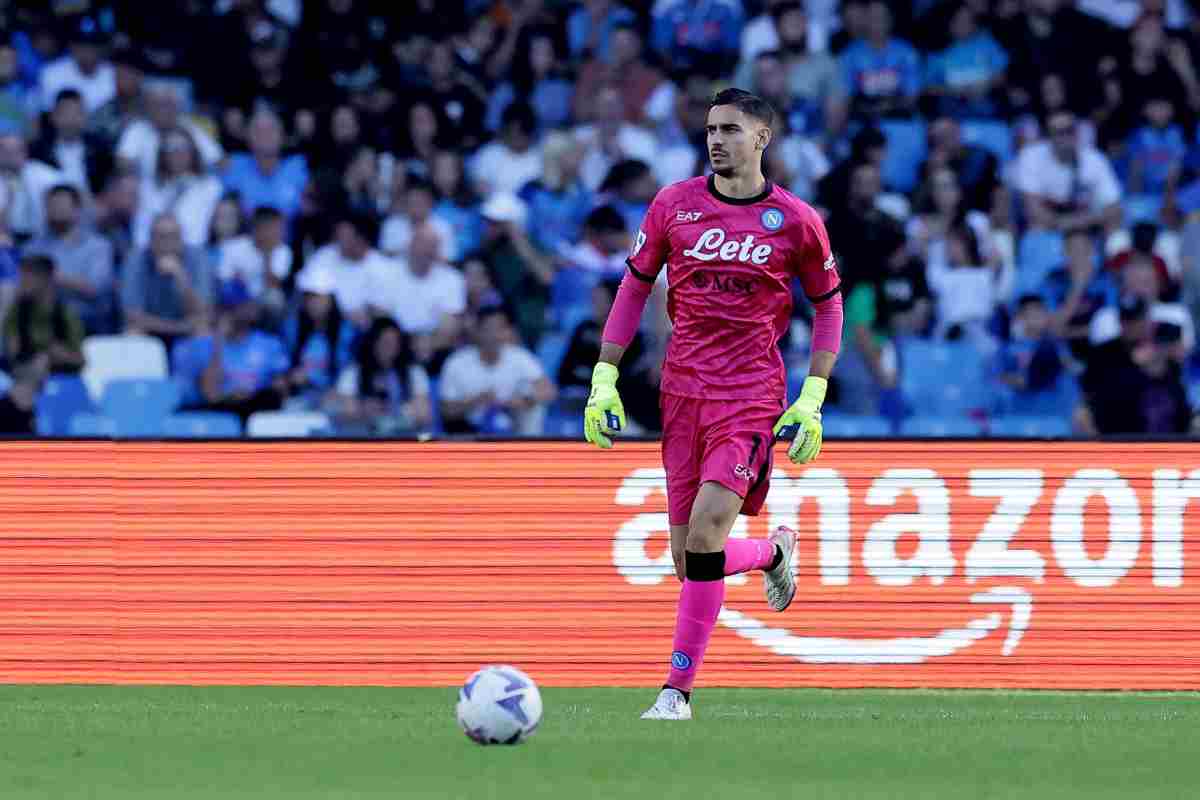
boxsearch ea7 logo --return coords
[677,210,703,222]
[734,464,755,480]
[823,254,836,271]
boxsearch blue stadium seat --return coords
[537,332,570,379]
[822,412,893,437]
[1123,194,1163,225]
[1015,230,1065,297]
[961,120,1012,162]
[898,338,989,416]
[899,416,982,437]
[550,267,599,330]
[69,413,116,437]
[100,378,181,437]
[879,120,927,194]
[989,415,1072,438]
[35,374,95,435]
[427,376,443,435]
[161,412,243,438]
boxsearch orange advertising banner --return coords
[0,440,1197,689]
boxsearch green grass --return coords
[1,686,1198,799]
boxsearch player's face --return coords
[705,105,768,178]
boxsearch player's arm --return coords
[585,194,669,448]
[774,214,844,464]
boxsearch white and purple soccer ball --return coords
[456,665,543,745]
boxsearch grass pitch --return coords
[0,686,1197,799]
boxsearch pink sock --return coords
[665,578,725,692]
[724,538,777,575]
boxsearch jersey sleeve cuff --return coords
[807,283,842,304]
[625,258,656,284]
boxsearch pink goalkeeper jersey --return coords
[627,175,841,401]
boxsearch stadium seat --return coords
[68,412,117,437]
[879,120,927,194]
[35,374,95,436]
[246,411,332,438]
[899,415,982,437]
[80,334,168,403]
[550,267,598,330]
[100,378,180,437]
[537,332,570,379]
[162,412,243,438]
[821,413,893,437]
[898,338,989,417]
[989,415,1072,438]
[961,120,1012,162]
[1015,230,1065,298]
[1123,194,1163,225]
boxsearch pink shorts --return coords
[660,393,784,526]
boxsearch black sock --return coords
[663,683,691,703]
[684,550,725,581]
[767,544,783,571]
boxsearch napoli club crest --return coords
[760,208,784,231]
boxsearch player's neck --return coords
[711,169,769,202]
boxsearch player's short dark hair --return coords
[46,183,82,206]
[709,88,774,128]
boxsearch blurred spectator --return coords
[927,220,1011,349]
[305,104,364,175]
[1090,254,1195,354]
[0,192,16,325]
[1077,294,1192,434]
[338,144,383,215]
[91,169,139,266]
[839,0,921,119]
[121,213,213,347]
[0,132,63,242]
[1100,12,1195,143]
[428,149,481,261]
[293,207,385,329]
[0,360,43,434]
[908,167,997,276]
[471,102,543,197]
[281,268,356,408]
[998,294,1065,396]
[367,223,465,375]
[573,24,664,125]
[478,192,554,345]
[415,38,487,152]
[741,0,829,65]
[87,44,144,148]
[227,21,310,131]
[297,0,392,113]
[1105,221,1176,293]
[1126,97,1187,198]
[195,279,290,421]
[38,16,114,114]
[597,159,656,233]
[30,88,108,196]
[567,0,637,61]
[816,124,886,215]
[519,132,595,258]
[221,109,309,223]
[206,194,246,265]
[439,304,555,436]
[2,254,84,374]
[559,204,629,279]
[396,101,444,172]
[25,184,115,335]
[0,35,36,133]
[1042,228,1117,359]
[922,3,1009,120]
[333,316,432,435]
[1014,110,1122,234]
[116,80,223,181]
[559,278,661,430]
[998,0,1112,116]
[1183,212,1200,328]
[134,127,224,250]
[485,27,573,134]
[216,206,291,314]
[651,0,745,76]
[824,160,906,290]
[574,84,658,191]
[379,174,454,263]
[749,51,831,201]
[921,117,1000,214]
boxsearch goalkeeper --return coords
[582,88,843,720]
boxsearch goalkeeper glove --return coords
[583,362,626,449]
[773,376,827,464]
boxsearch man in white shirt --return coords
[368,224,465,372]
[38,18,115,113]
[116,79,223,180]
[469,102,544,196]
[216,206,292,313]
[378,176,455,262]
[439,304,557,436]
[294,209,390,329]
[574,84,658,191]
[0,133,63,241]
[1013,110,1122,234]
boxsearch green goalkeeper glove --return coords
[773,376,827,464]
[584,362,626,449]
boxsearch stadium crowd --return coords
[0,0,1198,438]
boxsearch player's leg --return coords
[670,524,688,582]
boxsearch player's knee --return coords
[686,508,733,552]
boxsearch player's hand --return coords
[583,362,626,449]
[773,376,827,464]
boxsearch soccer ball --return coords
[456,665,543,745]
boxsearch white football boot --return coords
[640,687,692,720]
[763,525,797,612]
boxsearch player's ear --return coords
[757,126,772,151]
